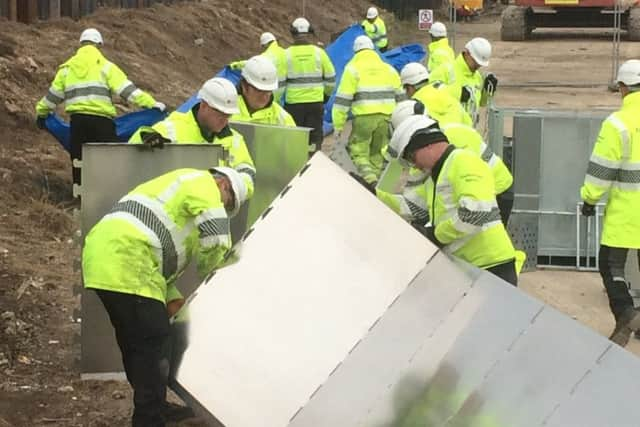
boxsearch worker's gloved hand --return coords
[581,202,596,217]
[229,61,243,71]
[414,224,444,248]
[152,101,166,112]
[334,130,342,141]
[36,116,47,130]
[460,86,472,103]
[141,131,170,150]
[349,171,376,195]
[484,73,498,94]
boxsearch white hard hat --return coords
[353,35,375,52]
[291,17,311,34]
[242,55,278,91]
[367,6,378,19]
[388,115,442,162]
[260,32,276,46]
[79,28,103,45]
[465,37,491,67]
[210,166,248,217]
[198,77,239,115]
[391,100,426,131]
[617,59,640,86]
[400,62,430,86]
[429,22,447,38]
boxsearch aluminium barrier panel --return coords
[169,153,640,427]
[80,123,309,376]
[80,144,225,377]
[488,107,612,269]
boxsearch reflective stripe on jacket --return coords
[581,91,640,248]
[332,49,404,131]
[427,38,455,72]
[231,95,296,127]
[428,147,515,268]
[284,44,336,104]
[82,168,231,303]
[441,122,513,195]
[36,45,155,118]
[362,17,388,49]
[129,104,256,198]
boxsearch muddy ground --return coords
[1,1,638,425]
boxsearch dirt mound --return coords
[0,1,374,425]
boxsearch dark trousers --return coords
[284,102,324,153]
[487,259,518,287]
[95,289,169,427]
[599,245,636,321]
[496,186,514,227]
[70,113,118,189]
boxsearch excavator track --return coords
[501,5,530,41]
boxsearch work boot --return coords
[609,308,640,347]
[165,402,196,423]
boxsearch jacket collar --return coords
[431,144,456,183]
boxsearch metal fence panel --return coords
[490,108,613,267]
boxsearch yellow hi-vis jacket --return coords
[361,17,388,49]
[82,168,231,304]
[332,49,404,131]
[262,41,288,102]
[36,45,156,118]
[441,122,513,195]
[428,146,516,268]
[429,54,487,124]
[284,44,336,104]
[231,94,296,127]
[129,104,256,198]
[412,82,473,127]
[427,38,455,72]
[581,91,640,248]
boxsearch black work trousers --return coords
[69,113,119,189]
[599,245,637,321]
[496,186,514,227]
[487,259,518,287]
[95,289,169,427]
[284,102,324,153]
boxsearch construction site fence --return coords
[0,0,200,24]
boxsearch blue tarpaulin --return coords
[45,26,424,151]
[322,24,426,134]
[178,24,425,135]
[45,108,167,153]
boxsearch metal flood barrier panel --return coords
[169,153,640,427]
[488,107,613,269]
[80,123,309,376]
[229,121,310,240]
[80,144,224,377]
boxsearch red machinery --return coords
[501,0,640,40]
